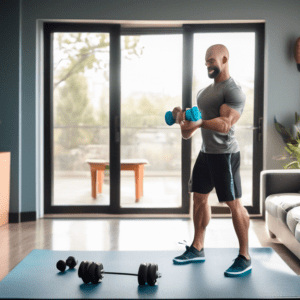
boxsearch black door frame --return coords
[43,22,264,216]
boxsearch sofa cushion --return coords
[266,193,300,224]
[287,206,300,235]
[277,195,300,225]
[265,194,285,217]
[295,223,300,243]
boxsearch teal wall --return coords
[0,0,21,218]
[1,0,300,217]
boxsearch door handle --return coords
[254,117,263,142]
[115,116,120,143]
[239,117,262,141]
[244,118,263,131]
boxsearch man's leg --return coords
[192,192,211,251]
[225,198,250,260]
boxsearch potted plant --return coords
[273,112,300,169]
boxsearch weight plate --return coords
[90,262,103,284]
[147,264,157,286]
[138,263,149,285]
[56,260,66,272]
[78,261,87,278]
[96,263,104,282]
[165,111,175,126]
[66,256,77,269]
[88,262,98,284]
[82,261,92,284]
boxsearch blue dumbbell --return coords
[165,106,202,126]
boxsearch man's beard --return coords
[207,67,221,79]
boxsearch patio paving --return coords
[53,170,252,208]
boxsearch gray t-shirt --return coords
[196,77,246,154]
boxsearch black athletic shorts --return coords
[188,151,242,202]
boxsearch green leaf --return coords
[274,116,296,143]
[54,33,141,90]
[283,160,300,169]
[284,145,293,155]
[286,143,300,157]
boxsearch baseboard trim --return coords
[43,213,263,219]
[9,212,37,223]
[43,213,191,219]
[8,212,263,222]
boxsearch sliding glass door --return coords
[44,24,188,214]
[187,24,264,214]
[44,22,264,216]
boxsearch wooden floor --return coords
[0,217,300,282]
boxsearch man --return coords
[172,44,251,277]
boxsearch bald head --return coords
[206,44,229,63]
[205,44,230,82]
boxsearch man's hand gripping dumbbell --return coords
[165,106,203,140]
[165,106,202,126]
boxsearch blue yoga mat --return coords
[0,248,299,299]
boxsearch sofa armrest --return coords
[260,170,300,219]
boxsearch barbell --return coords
[78,261,162,286]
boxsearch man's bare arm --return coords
[201,104,241,133]
[201,118,227,133]
[180,103,241,139]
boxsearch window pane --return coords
[52,32,110,206]
[120,34,183,208]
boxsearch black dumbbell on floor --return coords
[56,256,78,272]
[78,261,161,286]
[138,263,160,286]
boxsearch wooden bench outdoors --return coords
[86,159,148,202]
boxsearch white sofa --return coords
[261,170,300,260]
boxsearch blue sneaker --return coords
[173,240,205,264]
[224,254,252,277]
